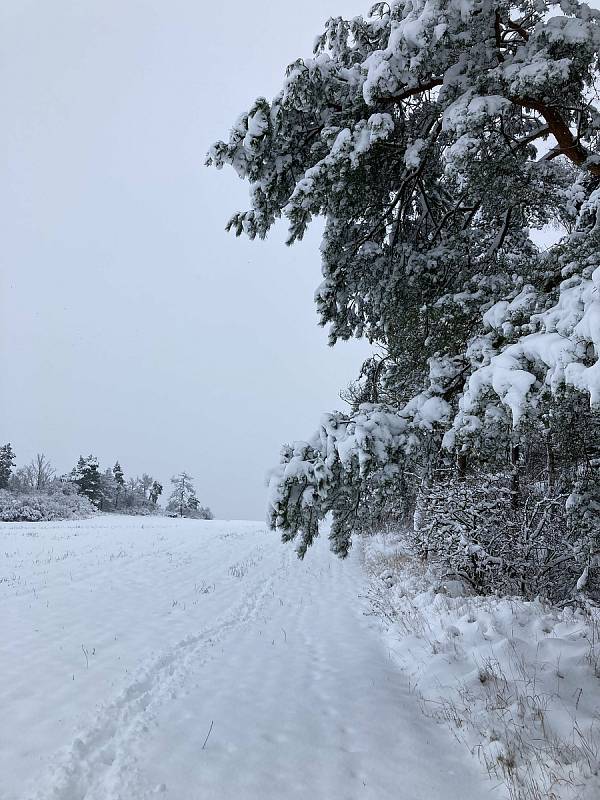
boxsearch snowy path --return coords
[0,516,492,799]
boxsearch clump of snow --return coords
[443,92,511,135]
[452,265,600,431]
[404,138,426,168]
[482,300,511,331]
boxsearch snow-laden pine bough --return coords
[209,0,600,602]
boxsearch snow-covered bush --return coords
[363,532,600,800]
[0,487,96,522]
[114,503,157,516]
[193,505,214,520]
[416,471,578,601]
[211,0,600,601]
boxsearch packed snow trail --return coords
[0,516,493,799]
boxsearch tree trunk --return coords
[510,443,520,510]
[545,424,555,494]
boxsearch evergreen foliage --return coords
[0,443,16,489]
[71,455,103,508]
[167,472,198,517]
[113,461,125,508]
[167,472,212,519]
[210,0,600,601]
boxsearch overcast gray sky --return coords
[0,0,372,519]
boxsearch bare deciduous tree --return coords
[29,453,56,491]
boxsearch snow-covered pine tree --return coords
[167,472,199,518]
[99,468,117,511]
[112,461,125,509]
[0,444,16,489]
[71,455,103,508]
[210,0,600,599]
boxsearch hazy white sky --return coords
[0,0,372,519]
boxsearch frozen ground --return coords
[0,515,493,800]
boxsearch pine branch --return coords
[510,97,600,176]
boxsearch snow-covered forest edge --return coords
[210,0,600,606]
[0,446,213,522]
[206,0,600,794]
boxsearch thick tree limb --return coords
[511,97,600,176]
[506,17,530,41]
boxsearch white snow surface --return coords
[1,515,491,800]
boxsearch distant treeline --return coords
[0,444,212,521]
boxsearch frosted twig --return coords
[202,720,214,750]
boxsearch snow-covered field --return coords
[1,515,490,800]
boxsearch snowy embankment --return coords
[363,531,600,800]
[1,515,490,800]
